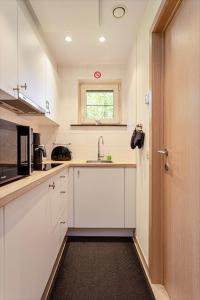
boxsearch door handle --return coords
[157,149,168,156]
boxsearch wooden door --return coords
[163,0,200,299]
[0,208,4,300]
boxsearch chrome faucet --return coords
[98,136,104,161]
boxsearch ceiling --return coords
[29,0,148,66]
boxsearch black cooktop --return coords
[35,163,63,171]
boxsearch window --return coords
[79,82,121,124]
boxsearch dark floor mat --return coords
[50,237,154,300]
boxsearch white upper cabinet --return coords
[0,0,18,97]
[45,57,59,121]
[0,0,60,120]
[18,5,46,108]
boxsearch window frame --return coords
[79,81,121,124]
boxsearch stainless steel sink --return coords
[86,160,113,163]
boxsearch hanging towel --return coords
[130,129,137,149]
[134,130,145,149]
[130,129,145,149]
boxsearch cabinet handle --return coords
[13,85,19,91]
[20,83,27,90]
[60,191,66,194]
[77,170,80,177]
[49,182,55,189]
[60,175,66,178]
[60,221,66,224]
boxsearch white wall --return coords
[126,0,162,264]
[0,107,39,132]
[49,64,136,162]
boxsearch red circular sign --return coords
[94,71,102,79]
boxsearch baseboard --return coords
[67,228,135,237]
[134,237,149,274]
[133,237,170,300]
[41,237,68,300]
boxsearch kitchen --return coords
[0,1,200,300]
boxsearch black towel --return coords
[130,129,137,149]
[130,129,145,149]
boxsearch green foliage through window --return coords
[86,90,114,120]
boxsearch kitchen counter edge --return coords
[0,161,136,207]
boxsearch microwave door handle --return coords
[17,125,31,175]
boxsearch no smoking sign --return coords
[94,71,102,79]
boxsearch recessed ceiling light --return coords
[99,36,106,43]
[65,36,72,42]
[113,6,126,18]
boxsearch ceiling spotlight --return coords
[65,36,72,42]
[113,6,126,18]
[99,36,106,43]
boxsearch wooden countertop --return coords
[64,161,136,168]
[0,161,136,208]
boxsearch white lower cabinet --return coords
[4,181,51,300]
[73,167,136,228]
[49,169,68,261]
[3,168,68,300]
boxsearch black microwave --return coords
[0,119,33,186]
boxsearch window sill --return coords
[70,124,127,127]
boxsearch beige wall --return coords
[126,0,162,264]
[51,64,136,162]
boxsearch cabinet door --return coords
[4,181,52,300]
[49,169,68,257]
[18,5,45,107]
[59,168,68,216]
[68,167,74,227]
[125,168,136,228]
[0,0,18,96]
[45,57,59,121]
[0,208,4,300]
[74,168,124,228]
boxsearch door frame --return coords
[149,0,183,283]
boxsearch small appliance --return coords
[51,146,72,161]
[0,119,33,186]
[33,133,47,170]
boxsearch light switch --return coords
[145,90,151,105]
